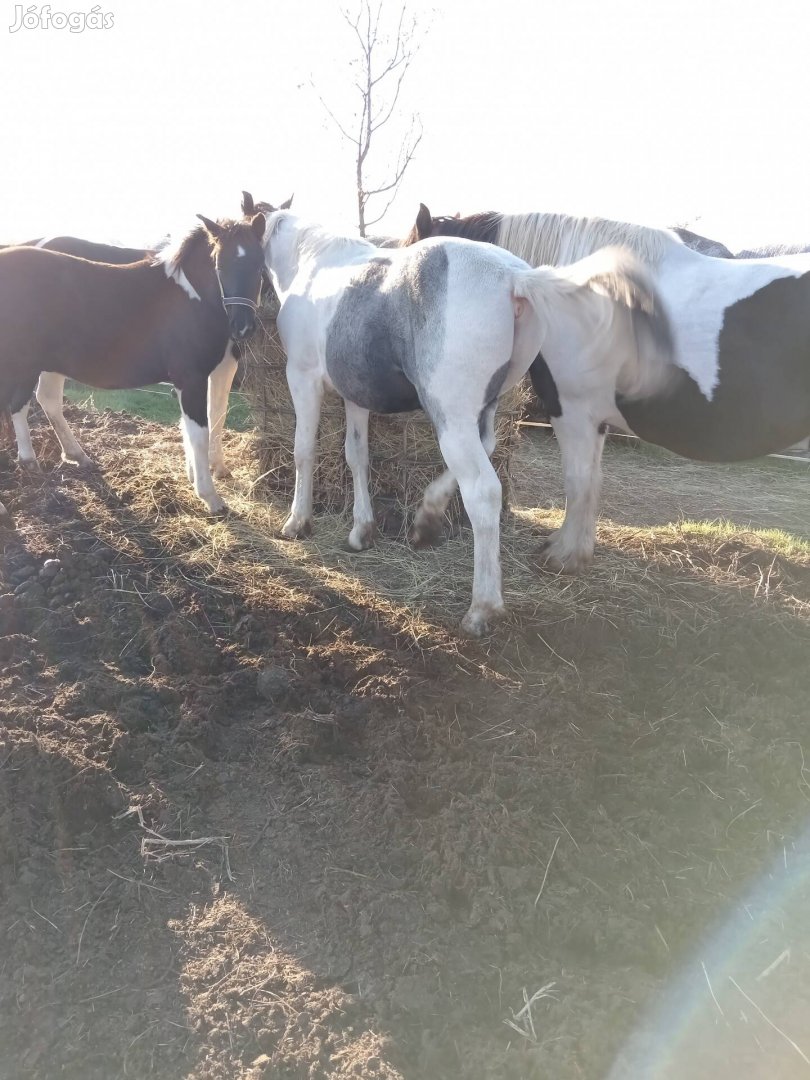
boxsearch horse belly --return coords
[326,342,421,414]
[626,271,810,460]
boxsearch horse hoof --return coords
[18,458,42,475]
[211,462,232,480]
[540,550,592,575]
[461,605,506,638]
[539,537,593,575]
[348,522,376,551]
[62,452,94,469]
[204,497,228,515]
[281,516,313,540]
[409,511,445,549]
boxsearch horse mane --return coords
[496,212,679,267]
[736,241,810,258]
[294,220,375,262]
[153,224,211,276]
[153,217,248,276]
[366,234,402,249]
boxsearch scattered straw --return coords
[503,982,558,1043]
[118,805,234,881]
[728,975,810,1066]
[17,405,810,639]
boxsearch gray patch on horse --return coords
[324,246,448,416]
[477,360,510,437]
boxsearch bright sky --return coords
[2,0,810,251]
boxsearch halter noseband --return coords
[215,266,260,315]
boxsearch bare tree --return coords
[316,0,425,236]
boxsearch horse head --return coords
[404,204,464,245]
[241,190,294,216]
[196,213,267,340]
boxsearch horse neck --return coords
[496,212,677,268]
[271,219,372,295]
[160,230,220,307]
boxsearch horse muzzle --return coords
[223,297,258,340]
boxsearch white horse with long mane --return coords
[409,205,810,573]
[261,211,673,634]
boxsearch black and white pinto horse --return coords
[408,205,810,572]
[261,210,673,634]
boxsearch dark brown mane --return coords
[434,212,503,241]
[404,206,503,247]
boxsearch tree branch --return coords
[316,0,427,234]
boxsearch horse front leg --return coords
[282,364,323,539]
[36,372,93,467]
[207,344,239,479]
[344,400,375,550]
[543,401,606,573]
[437,420,505,636]
[177,378,226,513]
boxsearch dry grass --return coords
[62,411,810,643]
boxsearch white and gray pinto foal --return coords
[262,211,672,635]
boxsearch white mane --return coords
[295,221,376,262]
[268,211,374,263]
[497,212,681,268]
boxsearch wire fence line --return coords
[66,382,810,465]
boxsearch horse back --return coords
[0,246,227,388]
[37,236,150,264]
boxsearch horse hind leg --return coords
[436,419,505,636]
[542,401,606,573]
[36,373,93,467]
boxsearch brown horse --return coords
[18,234,245,482]
[0,212,266,519]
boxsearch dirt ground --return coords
[1,407,810,1080]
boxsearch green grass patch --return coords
[63,381,252,431]
[675,518,810,559]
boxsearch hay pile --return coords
[240,295,530,535]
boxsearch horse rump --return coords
[512,245,675,401]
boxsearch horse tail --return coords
[512,246,675,401]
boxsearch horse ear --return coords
[250,213,266,239]
[197,214,223,239]
[241,190,255,216]
[280,194,294,210]
[453,211,461,219]
[416,203,432,239]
